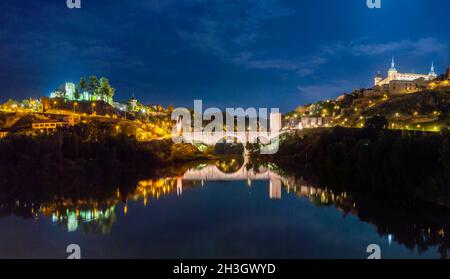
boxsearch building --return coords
[51,82,113,104]
[374,58,437,94]
[389,78,429,94]
[64,82,76,100]
[30,115,77,132]
[31,120,70,131]
[62,115,79,126]
[129,95,138,112]
[300,117,326,128]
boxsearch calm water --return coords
[0,162,448,259]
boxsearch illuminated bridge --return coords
[172,128,300,155]
[172,111,289,154]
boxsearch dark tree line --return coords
[0,123,165,198]
[267,127,450,205]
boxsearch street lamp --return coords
[73,102,78,114]
[91,103,96,115]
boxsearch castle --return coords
[373,58,437,95]
[51,82,113,104]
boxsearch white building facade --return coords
[374,58,437,94]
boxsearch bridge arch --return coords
[176,130,287,155]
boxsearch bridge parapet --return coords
[178,131,281,146]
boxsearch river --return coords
[0,159,448,259]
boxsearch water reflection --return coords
[0,159,449,258]
[0,161,354,234]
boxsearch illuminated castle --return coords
[51,82,113,104]
[373,58,437,94]
[374,58,437,86]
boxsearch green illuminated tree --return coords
[74,86,81,100]
[88,76,99,99]
[99,78,115,97]
[79,77,87,93]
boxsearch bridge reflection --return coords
[181,160,285,199]
[3,162,450,258]
[1,161,345,233]
[2,159,450,258]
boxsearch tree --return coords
[21,99,30,108]
[88,76,99,99]
[98,77,115,101]
[79,77,87,93]
[74,86,81,100]
[56,84,66,98]
[365,115,389,130]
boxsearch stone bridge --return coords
[177,131,281,146]
[172,111,288,152]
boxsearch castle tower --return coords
[129,93,137,111]
[388,57,398,80]
[428,61,437,79]
[65,82,76,100]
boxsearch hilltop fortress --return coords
[289,58,450,131]
[372,58,437,95]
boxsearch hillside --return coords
[352,90,450,130]
[291,89,450,132]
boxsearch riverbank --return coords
[250,127,450,206]
[0,129,247,206]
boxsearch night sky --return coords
[1,0,449,112]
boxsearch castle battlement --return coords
[373,58,437,95]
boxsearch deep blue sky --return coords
[1,0,449,112]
